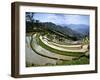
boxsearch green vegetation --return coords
[82,36,89,44]
[26,56,89,67]
[57,56,89,65]
[26,62,35,67]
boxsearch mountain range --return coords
[42,22,85,40]
[65,24,89,36]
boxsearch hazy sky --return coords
[32,13,90,26]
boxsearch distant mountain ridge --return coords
[66,24,89,36]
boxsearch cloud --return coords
[33,13,89,25]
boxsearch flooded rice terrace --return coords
[25,32,89,67]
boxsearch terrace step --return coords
[40,36,88,52]
[30,34,76,61]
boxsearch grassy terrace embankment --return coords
[36,33,85,57]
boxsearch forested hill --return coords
[26,21,84,40]
[42,22,84,40]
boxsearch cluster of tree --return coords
[26,12,44,32]
[82,36,89,44]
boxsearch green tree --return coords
[26,12,34,22]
